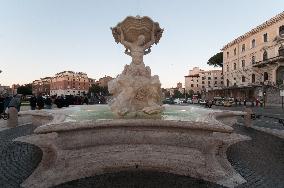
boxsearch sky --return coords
[0,0,284,88]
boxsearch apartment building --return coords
[184,67,223,94]
[222,12,284,87]
[50,71,90,96]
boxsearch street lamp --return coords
[263,91,266,108]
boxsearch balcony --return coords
[252,55,284,68]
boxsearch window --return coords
[208,81,210,84]
[221,81,223,84]
[214,77,217,79]
[234,63,236,70]
[226,79,229,87]
[252,74,255,83]
[202,81,205,84]
[191,84,194,87]
[202,77,205,80]
[208,77,211,80]
[279,25,284,37]
[214,81,217,84]
[234,77,236,80]
[279,46,284,56]
[197,84,199,87]
[263,72,268,81]
[234,48,236,55]
[241,60,245,67]
[263,50,268,60]
[227,65,229,72]
[252,56,255,64]
[241,44,245,52]
[263,33,268,42]
[251,39,256,48]
[242,76,245,82]
[227,51,229,58]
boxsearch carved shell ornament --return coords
[111,16,163,45]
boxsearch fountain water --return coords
[16,16,251,188]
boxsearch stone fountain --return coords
[15,16,251,188]
[109,16,164,117]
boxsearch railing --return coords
[252,55,284,67]
[0,113,9,120]
[242,113,284,126]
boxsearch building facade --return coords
[50,71,90,96]
[96,75,114,87]
[0,85,12,95]
[222,12,284,88]
[184,67,223,94]
[32,77,52,96]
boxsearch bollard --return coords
[244,107,253,127]
[7,107,18,127]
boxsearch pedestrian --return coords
[243,99,247,106]
[256,98,259,107]
[83,96,89,105]
[37,94,45,110]
[235,98,238,106]
[44,96,52,109]
[4,94,12,113]
[29,95,37,110]
[7,94,21,127]
[0,95,4,114]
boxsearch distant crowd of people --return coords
[0,94,21,115]
[0,93,108,117]
[28,94,107,110]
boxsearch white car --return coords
[173,98,182,104]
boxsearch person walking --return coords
[7,94,21,127]
[44,96,52,109]
[37,94,45,110]
[0,95,4,115]
[4,94,12,113]
[29,95,37,110]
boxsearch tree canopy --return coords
[17,84,32,95]
[89,84,109,96]
[207,52,223,67]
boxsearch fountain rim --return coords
[34,118,234,134]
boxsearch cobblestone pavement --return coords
[0,124,42,188]
[227,124,284,188]
[211,105,284,130]
[54,171,224,188]
[0,122,283,188]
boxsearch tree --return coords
[173,90,183,99]
[17,84,32,95]
[207,52,223,67]
[89,84,109,96]
[186,89,194,98]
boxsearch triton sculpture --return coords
[109,16,164,117]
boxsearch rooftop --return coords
[222,11,284,51]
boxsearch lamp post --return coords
[263,91,266,108]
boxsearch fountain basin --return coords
[16,106,250,188]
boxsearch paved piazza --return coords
[0,112,283,188]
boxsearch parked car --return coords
[187,98,193,104]
[213,97,224,106]
[174,98,182,104]
[223,98,234,107]
[163,98,174,104]
[199,100,206,105]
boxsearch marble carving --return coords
[109,16,164,117]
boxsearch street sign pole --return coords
[282,96,284,109]
[280,90,284,109]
